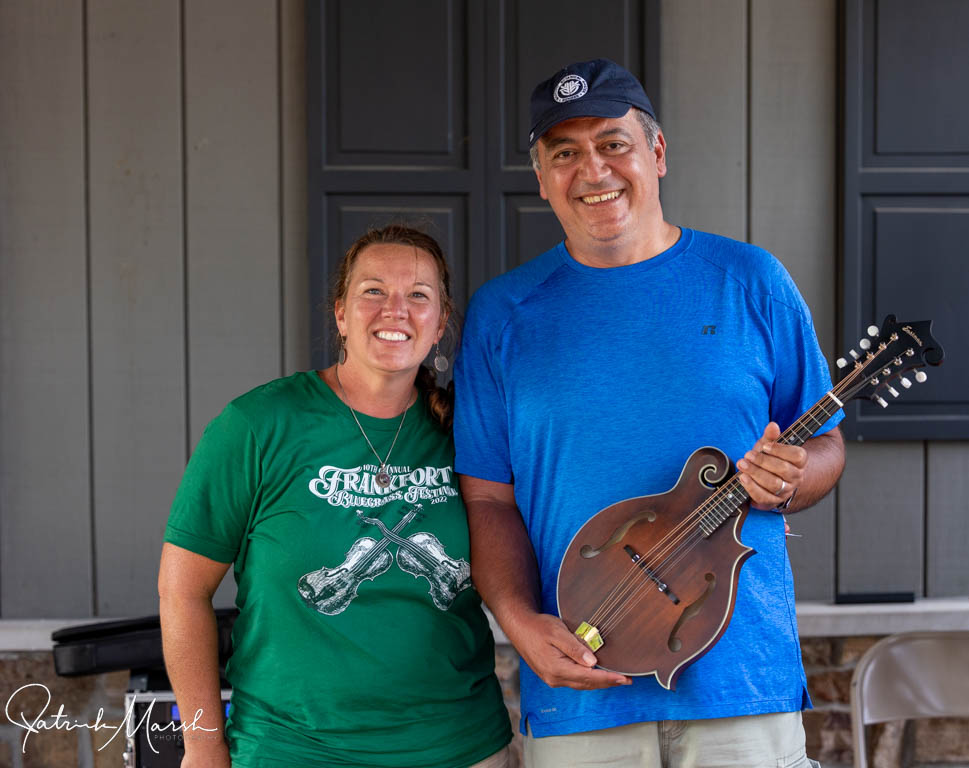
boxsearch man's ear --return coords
[532,141,549,200]
[534,163,549,201]
[654,131,668,178]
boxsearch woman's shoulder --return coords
[226,371,321,422]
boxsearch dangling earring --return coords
[433,343,448,372]
[338,336,347,365]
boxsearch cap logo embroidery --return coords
[553,74,588,103]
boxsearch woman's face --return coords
[334,243,447,379]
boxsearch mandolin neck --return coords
[697,391,842,534]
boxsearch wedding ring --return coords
[779,480,787,495]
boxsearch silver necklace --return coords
[334,366,409,488]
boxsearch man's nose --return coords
[577,151,610,183]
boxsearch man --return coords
[454,59,845,768]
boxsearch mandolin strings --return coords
[586,350,886,640]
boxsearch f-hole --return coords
[580,509,657,558]
[668,572,716,652]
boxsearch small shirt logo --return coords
[702,325,717,335]
[554,74,588,103]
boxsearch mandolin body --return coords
[557,446,754,690]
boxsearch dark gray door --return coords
[841,0,969,439]
[308,0,660,367]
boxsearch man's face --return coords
[534,109,667,257]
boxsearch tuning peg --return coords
[874,396,889,408]
[859,338,871,350]
[868,325,880,337]
[915,371,927,383]
[900,376,912,388]
[888,386,900,398]
[882,368,891,376]
[836,357,848,369]
[849,349,860,360]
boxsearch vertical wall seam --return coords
[923,440,929,596]
[83,0,97,617]
[181,0,190,460]
[278,0,286,376]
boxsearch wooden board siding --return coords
[86,0,186,616]
[749,0,838,600]
[0,0,306,618]
[660,0,747,243]
[0,1,93,617]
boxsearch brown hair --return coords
[332,224,456,430]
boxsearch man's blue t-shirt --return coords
[453,228,842,736]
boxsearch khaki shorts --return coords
[524,711,819,768]
[468,744,512,768]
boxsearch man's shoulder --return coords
[687,229,777,270]
[467,242,567,316]
[685,228,813,323]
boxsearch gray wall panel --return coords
[283,0,311,375]
[926,442,969,596]
[0,1,93,617]
[0,1,301,619]
[659,0,747,241]
[87,0,186,616]
[749,0,837,358]
[184,0,282,609]
[748,0,838,601]
[786,495,835,602]
[185,0,282,449]
[838,441,924,597]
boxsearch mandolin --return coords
[556,315,944,689]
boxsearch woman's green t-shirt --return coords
[165,371,511,767]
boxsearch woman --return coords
[159,225,512,768]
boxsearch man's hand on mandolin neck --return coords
[736,422,845,513]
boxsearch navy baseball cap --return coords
[529,58,656,147]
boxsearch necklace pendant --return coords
[375,468,391,488]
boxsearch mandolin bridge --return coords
[574,621,604,652]
[624,545,680,604]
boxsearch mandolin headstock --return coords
[835,315,944,408]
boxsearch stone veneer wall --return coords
[1,638,967,768]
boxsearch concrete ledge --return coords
[3,598,967,651]
[0,619,114,652]
[795,597,969,637]
[486,598,969,646]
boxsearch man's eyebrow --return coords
[543,135,575,150]
[543,127,634,149]
[595,127,634,141]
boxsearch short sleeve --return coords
[453,291,514,483]
[164,403,261,563]
[767,268,843,437]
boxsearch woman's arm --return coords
[158,542,233,768]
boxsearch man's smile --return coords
[579,189,623,205]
